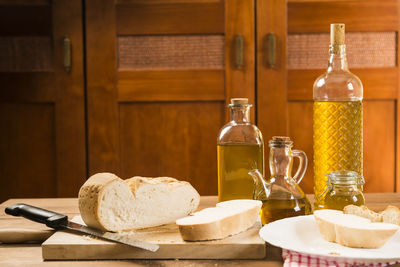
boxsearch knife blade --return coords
[5,203,159,252]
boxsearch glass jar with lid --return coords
[323,170,365,211]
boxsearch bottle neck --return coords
[230,105,251,123]
[327,45,348,72]
[269,146,292,178]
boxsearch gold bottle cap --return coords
[230,98,249,105]
[330,23,345,45]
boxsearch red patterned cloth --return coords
[283,249,400,267]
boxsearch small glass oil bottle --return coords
[324,170,365,211]
[217,98,264,202]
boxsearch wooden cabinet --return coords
[85,0,255,195]
[1,0,399,201]
[257,0,400,193]
[0,0,86,202]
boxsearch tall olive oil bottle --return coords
[313,24,363,209]
[217,98,264,202]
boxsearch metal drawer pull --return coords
[64,37,71,73]
[235,34,243,69]
[267,33,276,68]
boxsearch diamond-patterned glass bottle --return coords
[313,24,363,209]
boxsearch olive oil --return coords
[325,191,364,211]
[260,198,312,225]
[218,143,264,202]
[313,101,362,208]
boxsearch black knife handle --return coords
[5,203,68,230]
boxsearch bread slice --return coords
[124,176,200,229]
[78,173,200,232]
[313,210,352,242]
[335,221,398,248]
[343,205,382,222]
[343,204,400,225]
[380,205,400,226]
[176,199,262,241]
[314,209,399,248]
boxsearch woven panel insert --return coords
[288,32,396,69]
[118,35,224,70]
[0,37,53,72]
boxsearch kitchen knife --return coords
[5,203,159,252]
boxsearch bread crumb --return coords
[329,252,340,255]
[82,235,95,241]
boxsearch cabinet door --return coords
[0,0,86,202]
[85,0,255,195]
[257,0,399,193]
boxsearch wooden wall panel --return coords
[363,101,395,192]
[116,1,224,35]
[86,0,255,196]
[119,102,224,195]
[0,73,55,102]
[52,0,86,197]
[0,103,56,201]
[0,37,53,72]
[288,0,398,33]
[0,5,52,36]
[287,102,314,193]
[0,0,86,201]
[256,0,288,141]
[118,70,225,102]
[288,100,396,194]
[287,32,396,69]
[225,0,255,122]
[86,0,120,174]
[118,35,224,70]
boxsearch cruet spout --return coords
[249,169,271,200]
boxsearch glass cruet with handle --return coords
[249,136,311,225]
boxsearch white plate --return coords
[259,215,400,261]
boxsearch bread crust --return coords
[177,200,262,241]
[343,205,382,222]
[78,173,120,231]
[125,176,194,196]
[79,173,200,231]
[380,205,400,226]
[344,204,400,225]
[315,209,399,248]
[335,222,398,248]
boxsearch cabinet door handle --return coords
[234,34,243,69]
[267,33,276,68]
[63,36,71,73]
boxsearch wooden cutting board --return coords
[42,216,266,260]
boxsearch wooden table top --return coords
[1,193,400,266]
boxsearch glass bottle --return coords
[249,136,311,225]
[324,170,365,211]
[217,98,264,202]
[313,24,363,209]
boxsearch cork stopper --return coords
[230,98,249,105]
[330,23,345,45]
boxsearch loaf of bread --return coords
[124,176,200,229]
[78,173,200,232]
[176,199,262,241]
[314,209,399,248]
[344,204,400,225]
